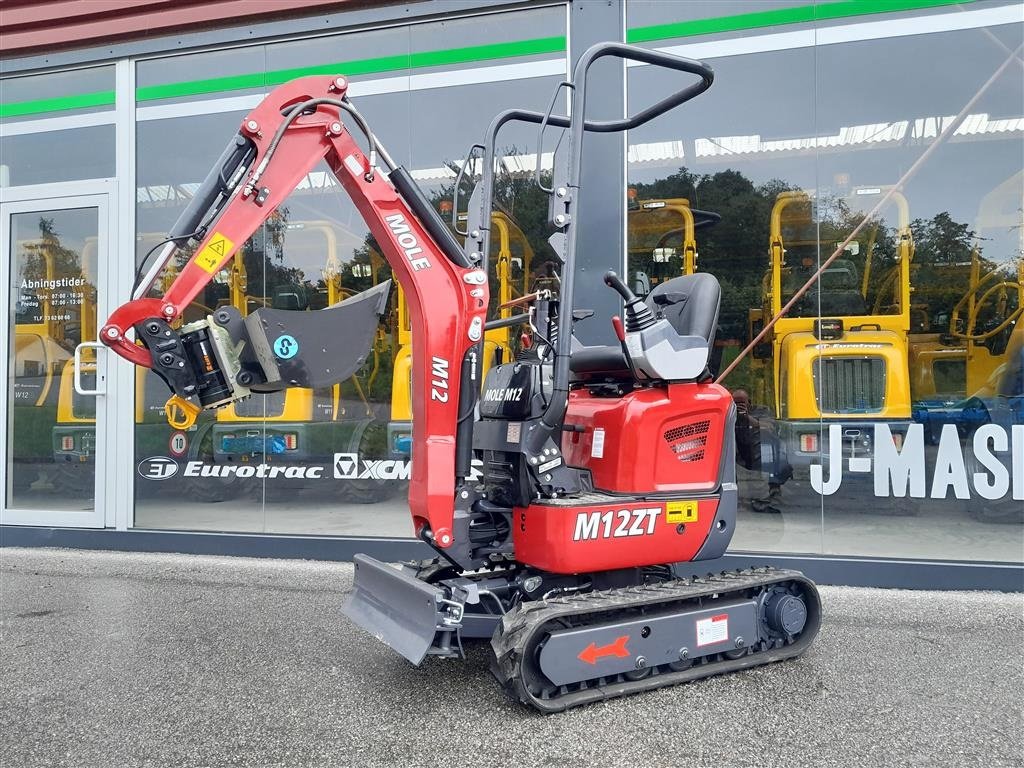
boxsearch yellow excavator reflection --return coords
[950,256,1023,396]
[627,195,719,287]
[49,234,222,492]
[211,220,382,479]
[50,236,99,483]
[907,172,1022,404]
[10,235,78,491]
[13,237,72,404]
[949,172,1023,397]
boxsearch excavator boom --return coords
[99,75,488,549]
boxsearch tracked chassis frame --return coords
[492,567,820,712]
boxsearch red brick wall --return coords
[0,0,374,56]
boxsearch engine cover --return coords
[510,381,737,573]
[513,493,724,573]
[562,381,734,495]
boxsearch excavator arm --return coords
[100,75,489,549]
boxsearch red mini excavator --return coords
[101,42,820,713]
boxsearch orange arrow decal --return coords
[578,635,630,665]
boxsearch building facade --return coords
[2,0,1022,589]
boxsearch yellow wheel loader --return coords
[626,195,719,289]
[751,187,913,474]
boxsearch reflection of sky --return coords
[128,20,1022,274]
[624,23,1022,267]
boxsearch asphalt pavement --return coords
[0,547,1021,768]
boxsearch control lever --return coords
[604,271,710,382]
[603,271,655,332]
[611,314,638,381]
[610,315,626,342]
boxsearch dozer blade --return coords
[342,554,450,665]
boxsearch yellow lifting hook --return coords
[164,395,202,430]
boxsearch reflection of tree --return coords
[909,212,988,331]
[30,217,87,277]
[436,147,559,274]
[344,235,392,296]
[248,207,315,309]
[913,212,976,265]
[151,207,309,310]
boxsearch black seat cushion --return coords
[569,344,630,378]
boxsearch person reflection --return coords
[732,389,790,514]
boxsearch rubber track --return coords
[490,567,821,713]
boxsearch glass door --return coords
[1,192,112,527]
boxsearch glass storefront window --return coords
[627,43,819,556]
[136,47,267,107]
[814,17,1023,560]
[132,4,568,535]
[626,2,1023,562]
[6,208,99,511]
[0,66,115,186]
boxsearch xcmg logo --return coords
[138,456,179,480]
[334,453,412,480]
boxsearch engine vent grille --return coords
[664,419,711,463]
[813,356,886,414]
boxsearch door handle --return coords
[73,341,106,396]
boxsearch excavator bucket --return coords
[342,554,449,665]
[245,280,392,390]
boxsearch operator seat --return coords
[570,273,721,381]
[647,273,720,346]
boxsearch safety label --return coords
[538,457,562,473]
[194,233,234,273]
[591,428,605,459]
[696,613,729,647]
[665,500,698,524]
[273,335,299,359]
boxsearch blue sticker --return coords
[273,334,298,359]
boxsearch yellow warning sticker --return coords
[665,501,698,524]
[193,233,234,273]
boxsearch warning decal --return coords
[194,233,234,273]
[696,613,729,647]
[665,500,698,524]
[591,428,605,459]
